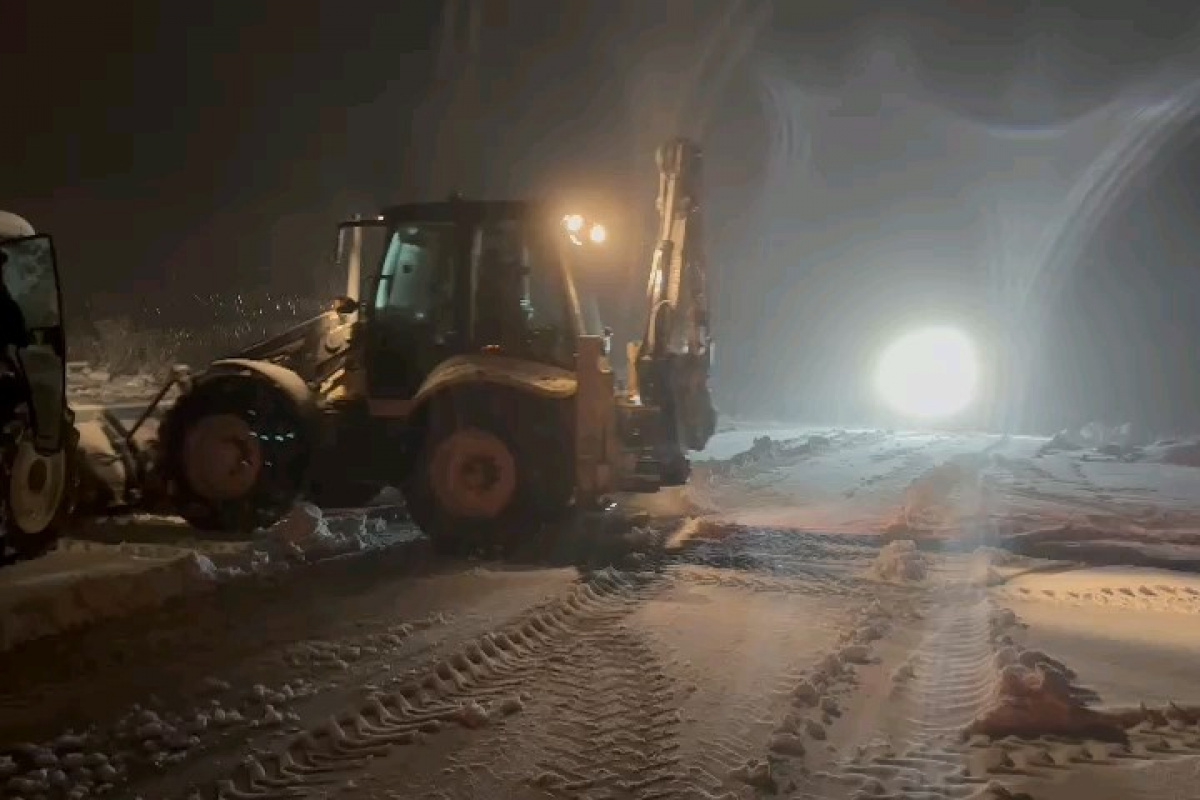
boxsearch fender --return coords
[407,354,577,417]
[200,358,322,429]
[204,359,316,408]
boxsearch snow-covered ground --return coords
[2,414,1198,800]
[66,363,171,407]
[688,426,1200,569]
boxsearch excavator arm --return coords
[627,138,718,473]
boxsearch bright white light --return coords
[563,214,584,233]
[589,223,607,244]
[875,327,980,419]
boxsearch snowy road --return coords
[2,427,1199,800]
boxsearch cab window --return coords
[374,224,454,320]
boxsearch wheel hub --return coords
[181,414,264,501]
[430,428,517,519]
[8,437,67,536]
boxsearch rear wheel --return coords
[160,375,313,535]
[0,416,77,562]
[402,389,572,555]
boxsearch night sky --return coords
[7,0,1200,434]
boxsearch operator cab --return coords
[342,200,585,400]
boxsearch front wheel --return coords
[160,374,313,535]
[0,417,78,562]
[402,390,573,555]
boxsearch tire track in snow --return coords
[996,576,1200,616]
[667,526,878,596]
[627,527,900,799]
[386,574,707,800]
[523,614,704,799]
[901,586,997,738]
[862,558,999,789]
[787,553,1005,800]
[196,568,658,800]
[660,572,868,798]
[502,534,866,800]
[665,564,851,596]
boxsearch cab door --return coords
[362,221,464,399]
[0,234,67,454]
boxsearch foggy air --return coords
[2,3,1199,800]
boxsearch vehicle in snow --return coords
[0,212,77,563]
[68,138,717,552]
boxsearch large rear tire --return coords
[160,374,313,535]
[402,389,573,556]
[0,415,78,563]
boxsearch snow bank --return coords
[250,503,418,566]
[0,505,421,654]
[1142,438,1200,468]
[1053,422,1148,450]
[0,551,218,653]
[1038,421,1160,459]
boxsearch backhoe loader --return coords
[70,137,718,552]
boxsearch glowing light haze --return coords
[875,328,981,420]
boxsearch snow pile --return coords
[1077,421,1145,449]
[703,433,834,477]
[252,503,417,565]
[1039,421,1152,457]
[701,435,782,477]
[255,503,340,561]
[965,644,1128,744]
[0,552,218,653]
[889,456,979,534]
[1038,429,1083,454]
[1038,429,1200,467]
[869,539,927,582]
[1142,438,1200,468]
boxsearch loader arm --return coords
[628,138,717,464]
[230,309,356,392]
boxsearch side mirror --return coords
[332,295,358,315]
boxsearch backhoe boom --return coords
[629,138,717,467]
